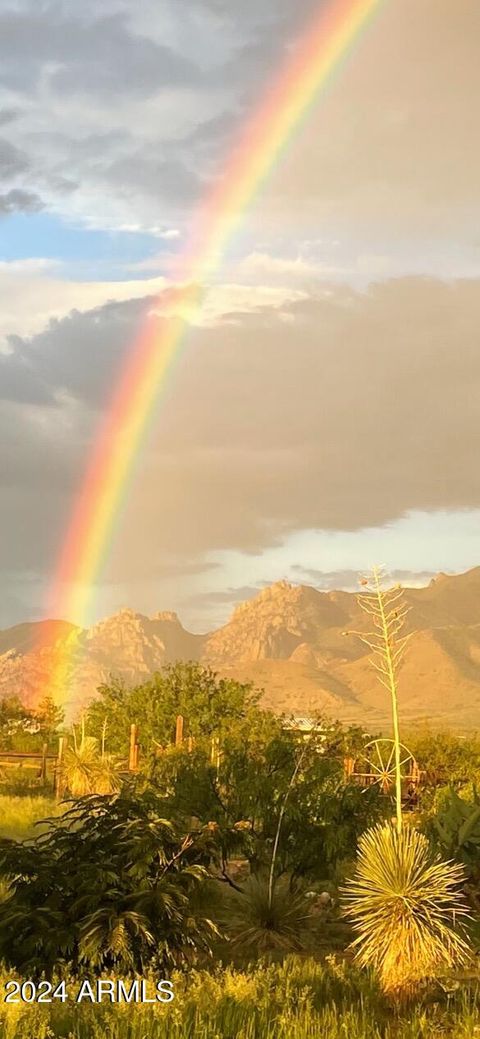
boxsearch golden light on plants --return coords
[58,717,122,797]
[342,823,471,998]
[343,566,411,833]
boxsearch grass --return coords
[0,956,479,1038]
[0,794,59,841]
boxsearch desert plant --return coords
[344,567,411,833]
[58,718,122,796]
[59,735,102,796]
[227,875,314,954]
[432,785,480,866]
[342,822,471,999]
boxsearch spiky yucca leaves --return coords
[228,876,314,954]
[59,737,122,796]
[342,823,471,999]
[59,736,100,796]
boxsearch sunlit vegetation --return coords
[0,957,479,1038]
[341,570,474,999]
[0,582,480,1035]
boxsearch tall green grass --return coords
[0,956,478,1038]
[0,794,59,841]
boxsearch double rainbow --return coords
[41,0,383,706]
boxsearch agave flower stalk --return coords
[344,566,411,834]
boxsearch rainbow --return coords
[41,0,384,706]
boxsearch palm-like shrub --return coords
[58,723,122,797]
[59,736,103,796]
[227,875,314,954]
[342,823,471,999]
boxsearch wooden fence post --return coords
[129,724,138,771]
[344,755,354,779]
[55,736,65,798]
[175,715,184,747]
[40,743,48,782]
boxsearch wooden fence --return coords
[0,718,430,802]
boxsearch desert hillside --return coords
[2,569,480,729]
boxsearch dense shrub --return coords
[0,789,221,975]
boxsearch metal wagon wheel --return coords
[356,739,415,793]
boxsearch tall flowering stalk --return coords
[342,567,472,999]
[345,566,411,833]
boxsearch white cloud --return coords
[0,263,168,345]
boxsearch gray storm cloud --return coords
[1,278,479,606]
[0,0,479,626]
[0,0,478,233]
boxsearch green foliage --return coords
[409,730,480,788]
[0,956,479,1038]
[0,696,35,749]
[0,693,64,753]
[86,662,262,754]
[429,785,480,879]
[0,788,220,975]
[225,876,314,954]
[342,823,472,999]
[35,696,65,747]
[146,720,383,885]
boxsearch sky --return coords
[0,0,479,633]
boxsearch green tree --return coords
[0,695,34,749]
[34,696,65,747]
[86,662,262,755]
[147,716,382,886]
[408,730,480,789]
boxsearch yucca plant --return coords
[58,717,122,796]
[342,822,471,998]
[59,735,101,797]
[342,568,472,999]
[227,875,314,954]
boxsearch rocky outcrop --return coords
[203,581,349,665]
[2,567,480,728]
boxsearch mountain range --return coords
[2,568,480,730]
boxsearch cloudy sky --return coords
[1,0,479,632]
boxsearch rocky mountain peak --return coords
[152,610,181,624]
[205,580,348,666]
[2,567,480,728]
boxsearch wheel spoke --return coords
[373,743,385,769]
[368,760,385,776]
[385,744,396,772]
[399,754,413,769]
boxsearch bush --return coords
[0,788,221,975]
[225,875,315,954]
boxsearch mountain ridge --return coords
[2,568,480,729]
